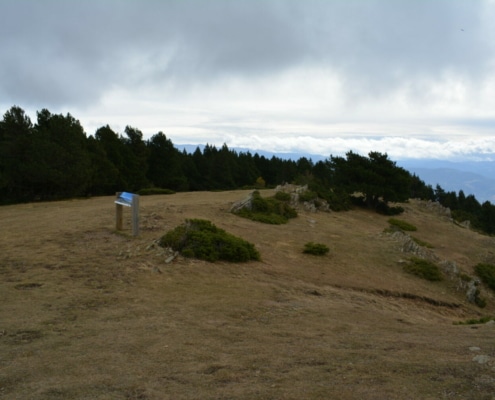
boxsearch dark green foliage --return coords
[474,263,495,292]
[146,132,187,191]
[409,174,435,200]
[299,190,318,202]
[473,289,487,308]
[236,209,289,225]
[86,136,120,195]
[13,109,92,201]
[274,191,291,201]
[307,178,350,211]
[388,218,417,231]
[93,125,130,191]
[122,126,150,190]
[411,236,434,248]
[234,191,298,225]
[375,202,404,215]
[434,187,495,235]
[451,210,478,226]
[328,151,411,210]
[138,188,176,196]
[458,273,472,282]
[303,242,329,256]
[403,257,442,281]
[159,219,260,262]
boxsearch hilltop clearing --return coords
[1,190,494,399]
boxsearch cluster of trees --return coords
[1,105,494,235]
[0,106,316,202]
[434,185,495,235]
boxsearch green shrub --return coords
[388,218,417,231]
[451,210,478,225]
[473,288,487,308]
[454,316,495,325]
[307,182,351,211]
[303,242,329,256]
[411,236,434,248]
[159,219,260,262]
[274,191,291,201]
[403,257,442,281]
[299,190,318,202]
[458,273,472,282]
[234,191,297,225]
[138,187,176,196]
[474,263,495,292]
[235,209,289,225]
[376,202,405,215]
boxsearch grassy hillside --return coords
[1,190,495,399]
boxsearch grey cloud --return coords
[302,1,491,97]
[0,0,493,109]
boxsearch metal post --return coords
[116,192,123,231]
[115,192,139,236]
[131,194,139,236]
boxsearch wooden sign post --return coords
[115,192,139,236]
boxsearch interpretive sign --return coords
[115,192,139,236]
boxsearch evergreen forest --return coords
[1,105,495,235]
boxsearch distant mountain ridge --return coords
[398,160,495,204]
[176,144,495,204]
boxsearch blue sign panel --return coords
[115,192,134,207]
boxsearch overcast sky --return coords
[2,0,495,160]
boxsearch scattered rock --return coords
[473,355,491,364]
[464,279,481,304]
[230,192,254,213]
[390,230,438,261]
[418,200,452,218]
[276,183,330,213]
[388,232,483,305]
[165,251,179,264]
[439,260,458,277]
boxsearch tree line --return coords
[1,105,494,235]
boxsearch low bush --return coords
[299,190,318,202]
[388,218,417,231]
[451,210,479,226]
[454,316,495,325]
[474,263,495,292]
[473,288,487,308]
[159,219,260,262]
[274,191,291,201]
[303,242,329,256]
[138,187,176,196]
[376,202,405,215]
[411,236,434,248]
[403,257,442,281]
[458,272,472,282]
[307,182,351,211]
[235,209,289,224]
[234,191,297,225]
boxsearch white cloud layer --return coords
[1,0,495,160]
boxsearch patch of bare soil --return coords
[1,191,494,399]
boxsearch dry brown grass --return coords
[1,191,495,399]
